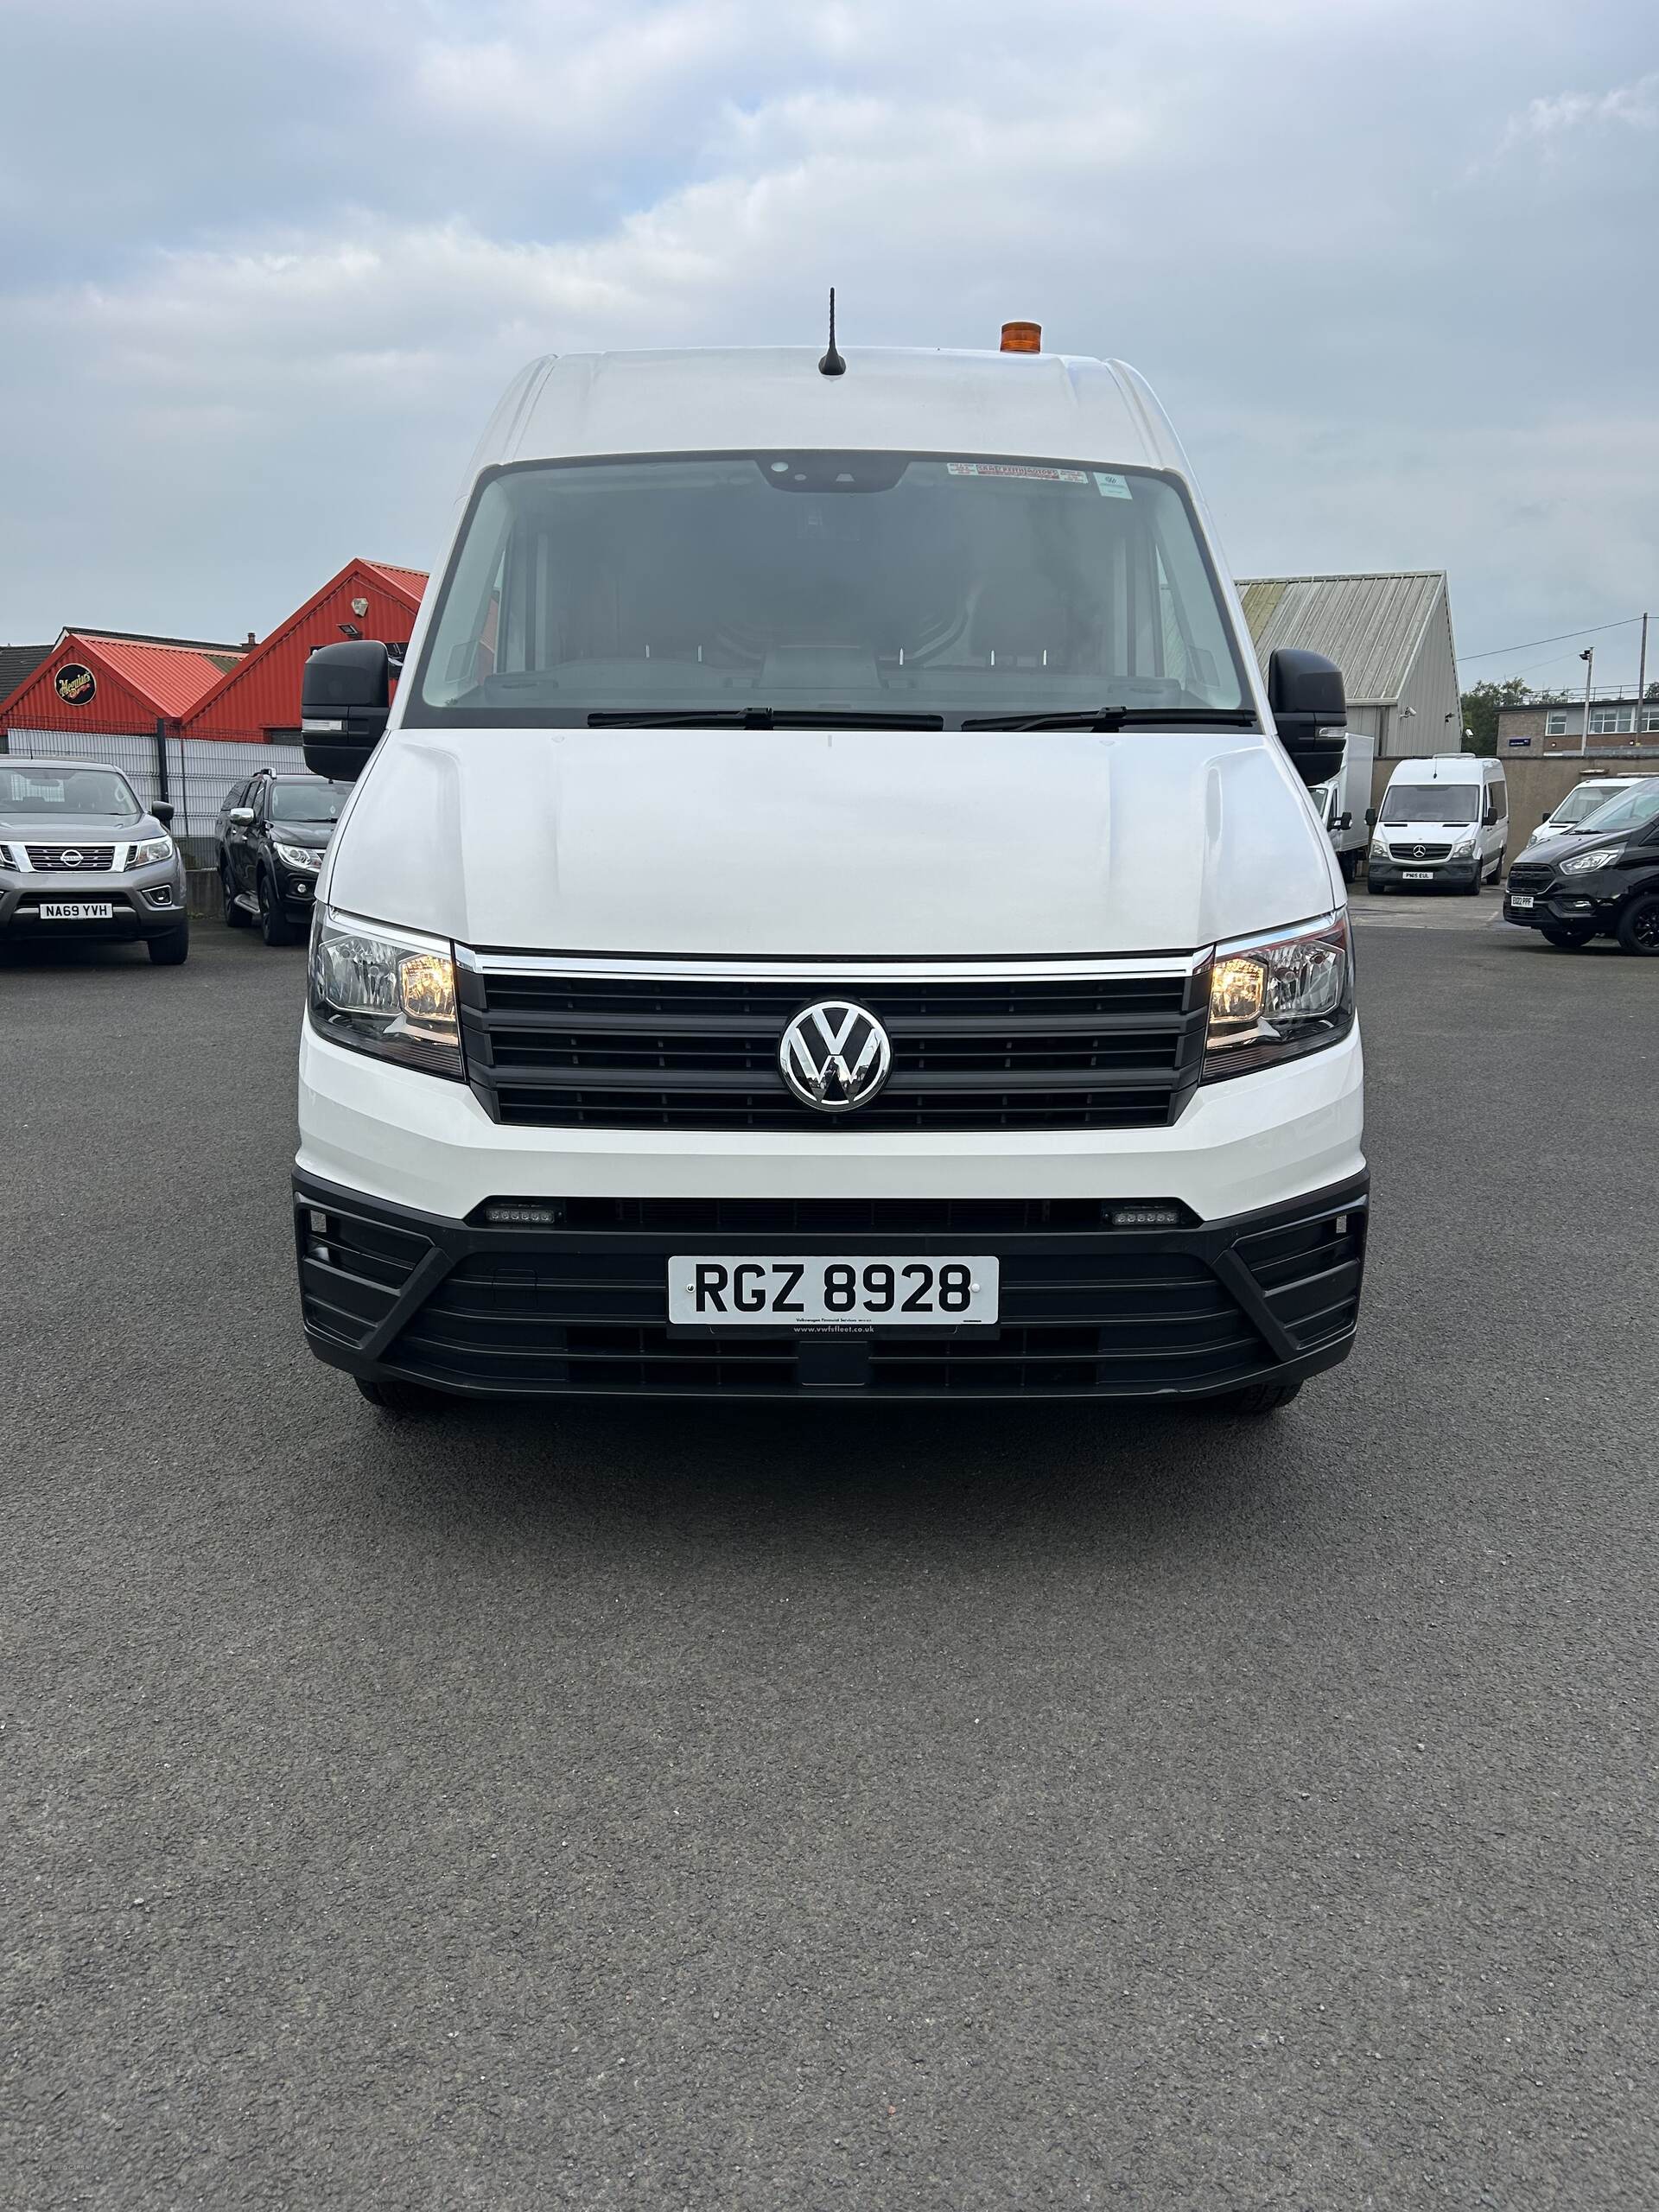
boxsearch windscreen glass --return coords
[1573,779,1659,836]
[269,781,346,823]
[409,453,1250,727]
[1553,783,1632,826]
[1381,784,1479,827]
[0,766,142,819]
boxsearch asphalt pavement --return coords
[4,906,1656,2209]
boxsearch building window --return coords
[1544,709,1569,734]
[1588,706,1635,735]
[1643,709,1659,733]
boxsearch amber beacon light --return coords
[1000,320,1043,353]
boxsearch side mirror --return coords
[229,805,255,825]
[1338,811,1352,831]
[152,799,174,827]
[302,639,391,780]
[1268,648,1347,788]
[1483,802,1499,827]
[1364,807,1377,829]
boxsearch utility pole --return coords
[1580,647,1594,755]
[1637,613,1649,737]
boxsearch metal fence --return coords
[4,728,305,868]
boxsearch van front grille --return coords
[457,963,1211,1134]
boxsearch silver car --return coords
[0,758,190,963]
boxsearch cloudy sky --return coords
[3,0,1655,693]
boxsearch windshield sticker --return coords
[946,463,1089,483]
[1094,473,1133,499]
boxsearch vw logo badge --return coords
[779,1000,893,1114]
[60,849,84,868]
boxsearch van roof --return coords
[471,347,1188,479]
[1387,754,1500,781]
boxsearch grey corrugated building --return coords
[1238,571,1459,760]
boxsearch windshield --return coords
[1550,782,1635,828]
[0,765,142,819]
[1573,779,1659,837]
[269,781,346,823]
[1381,783,1479,827]
[408,451,1251,728]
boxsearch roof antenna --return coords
[817,287,846,377]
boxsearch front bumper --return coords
[274,861,321,923]
[0,862,187,940]
[295,1169,1370,1402]
[1366,855,1479,889]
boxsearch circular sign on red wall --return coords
[54,663,98,707]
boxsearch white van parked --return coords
[1367,754,1507,894]
[1522,775,1653,852]
[294,328,1366,1417]
[1308,729,1376,881]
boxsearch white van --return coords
[1367,754,1507,894]
[1309,729,1376,881]
[294,335,1366,1416]
[1522,775,1653,852]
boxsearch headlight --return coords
[1370,836,1388,858]
[1558,848,1620,874]
[1450,832,1478,856]
[273,840,321,872]
[128,836,175,868]
[308,905,462,1078]
[1203,911,1354,1082]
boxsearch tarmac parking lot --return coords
[4,900,1656,2209]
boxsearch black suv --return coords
[216,770,347,945]
[1503,777,1659,952]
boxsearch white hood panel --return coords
[326,728,1338,958]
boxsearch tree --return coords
[1459,677,1565,756]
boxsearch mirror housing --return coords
[302,639,391,780]
[152,799,174,827]
[1268,648,1348,788]
[229,805,255,825]
[1337,810,1352,831]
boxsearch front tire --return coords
[1338,848,1360,883]
[258,871,298,946]
[1366,876,1386,896]
[355,1375,447,1414]
[1539,923,1594,950]
[1616,893,1659,956]
[1217,1378,1303,1415]
[147,920,190,965]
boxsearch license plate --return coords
[1510,893,1535,909]
[1402,870,1433,881]
[41,901,113,918]
[668,1254,999,1326]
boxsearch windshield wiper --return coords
[961,707,1260,732]
[587,707,946,729]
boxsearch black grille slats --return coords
[460,964,1206,1133]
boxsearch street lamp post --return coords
[1580,647,1594,755]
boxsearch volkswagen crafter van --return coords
[295,336,1366,1414]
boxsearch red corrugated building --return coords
[0,629,245,739]
[181,559,426,744]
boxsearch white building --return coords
[1238,570,1459,760]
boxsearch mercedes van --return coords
[1367,754,1507,893]
[293,335,1366,1414]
